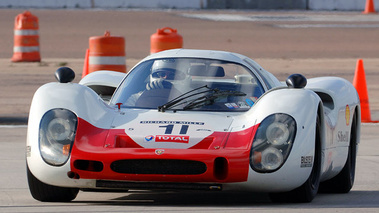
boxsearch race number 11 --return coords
[159,124,189,134]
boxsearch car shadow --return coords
[72,190,379,208]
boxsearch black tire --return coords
[319,113,357,193]
[27,165,79,202]
[269,116,321,203]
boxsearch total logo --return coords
[145,135,190,143]
[145,135,154,141]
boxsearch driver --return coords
[146,59,191,92]
[125,59,191,106]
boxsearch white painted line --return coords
[362,122,379,126]
[0,125,27,128]
[181,13,379,22]
[276,24,379,28]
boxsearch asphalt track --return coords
[1,9,379,212]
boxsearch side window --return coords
[243,58,279,90]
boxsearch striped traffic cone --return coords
[88,31,126,74]
[11,11,41,62]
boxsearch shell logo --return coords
[345,105,350,126]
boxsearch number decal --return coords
[159,125,174,134]
[159,124,189,134]
[180,125,189,134]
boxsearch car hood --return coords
[110,110,234,149]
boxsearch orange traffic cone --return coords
[82,48,89,78]
[353,59,378,123]
[363,0,376,14]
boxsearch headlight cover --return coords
[250,113,296,173]
[39,109,78,166]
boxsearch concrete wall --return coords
[206,0,308,9]
[207,0,375,10]
[0,0,376,11]
[0,0,207,9]
[309,0,368,10]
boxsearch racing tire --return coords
[269,116,321,203]
[27,165,79,202]
[319,113,357,193]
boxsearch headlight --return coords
[39,109,77,166]
[250,113,296,173]
[266,122,290,145]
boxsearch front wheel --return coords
[269,116,321,203]
[27,165,79,202]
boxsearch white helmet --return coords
[147,59,191,91]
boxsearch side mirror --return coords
[286,74,307,88]
[55,67,75,83]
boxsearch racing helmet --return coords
[148,59,191,91]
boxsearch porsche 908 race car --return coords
[26,49,360,203]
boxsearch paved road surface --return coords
[0,9,379,212]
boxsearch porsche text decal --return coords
[301,156,313,168]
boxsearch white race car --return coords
[26,49,360,203]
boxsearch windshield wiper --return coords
[183,90,246,110]
[158,85,215,112]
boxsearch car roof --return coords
[134,49,281,90]
[142,49,250,65]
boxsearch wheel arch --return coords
[352,105,361,147]
[317,101,326,156]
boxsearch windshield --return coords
[111,58,265,112]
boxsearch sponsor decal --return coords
[251,97,258,102]
[225,103,240,109]
[155,149,165,155]
[196,128,212,132]
[155,135,190,143]
[231,103,239,108]
[245,98,254,106]
[301,156,313,168]
[345,105,350,126]
[26,146,31,157]
[225,103,234,109]
[144,135,154,142]
[140,121,204,125]
[238,101,250,109]
[337,131,349,142]
[245,97,258,107]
